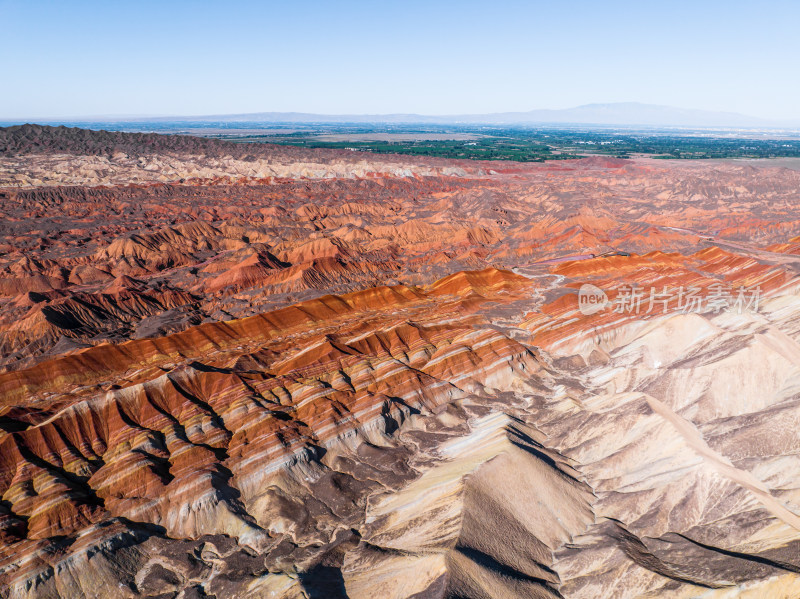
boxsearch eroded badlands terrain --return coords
[3,125,800,598]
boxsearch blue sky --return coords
[2,0,798,119]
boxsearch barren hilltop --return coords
[3,126,800,598]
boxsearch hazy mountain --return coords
[139,102,787,128]
[475,102,778,127]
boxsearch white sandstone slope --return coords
[243,289,800,598]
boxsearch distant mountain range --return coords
[137,103,793,129]
[4,103,797,129]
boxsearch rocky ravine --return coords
[3,126,800,598]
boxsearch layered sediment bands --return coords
[0,126,473,188]
[5,130,800,372]
[523,246,795,355]
[0,269,553,597]
[5,127,800,597]
[6,261,800,597]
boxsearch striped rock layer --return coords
[4,129,800,597]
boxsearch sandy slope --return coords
[3,127,800,597]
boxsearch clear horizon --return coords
[0,101,785,122]
[2,0,799,121]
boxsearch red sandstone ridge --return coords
[4,126,800,597]
[5,133,800,372]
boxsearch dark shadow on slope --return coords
[666,532,800,574]
[608,521,725,589]
[453,545,565,598]
[299,564,349,599]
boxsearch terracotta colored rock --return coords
[4,126,800,597]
